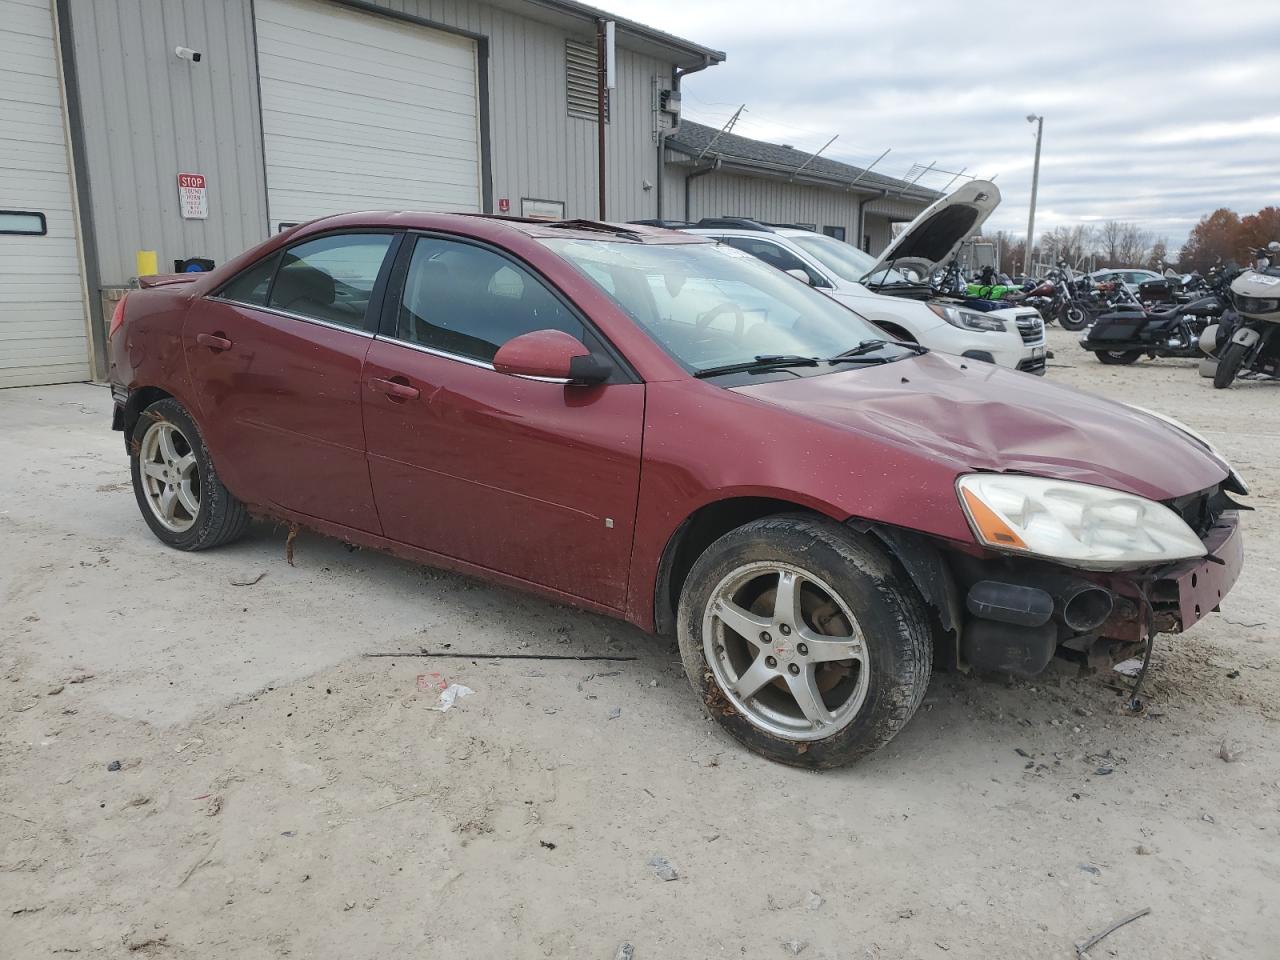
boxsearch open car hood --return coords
[862,180,1001,282]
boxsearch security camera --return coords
[174,46,202,63]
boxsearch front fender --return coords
[1232,326,1261,348]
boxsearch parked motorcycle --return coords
[1204,244,1280,388]
[1047,263,1099,331]
[1080,285,1228,364]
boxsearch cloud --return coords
[612,0,1280,246]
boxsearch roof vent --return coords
[782,144,793,149]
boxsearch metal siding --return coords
[679,166,862,237]
[66,0,268,284]
[65,0,675,285]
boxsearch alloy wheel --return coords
[138,420,201,533]
[703,561,870,741]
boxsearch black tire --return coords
[1058,303,1090,331]
[1094,350,1142,365]
[129,397,250,550]
[1213,340,1249,389]
[676,514,932,768]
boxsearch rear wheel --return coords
[1094,349,1141,365]
[677,515,932,768]
[1214,340,1249,389]
[129,397,250,550]
[1058,303,1090,331]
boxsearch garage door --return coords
[255,0,483,233]
[0,0,90,388]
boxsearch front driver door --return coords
[184,232,397,533]
[361,234,644,610]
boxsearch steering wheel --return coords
[695,301,746,338]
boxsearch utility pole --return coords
[1024,114,1043,276]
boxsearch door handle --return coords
[196,332,233,351]
[369,376,420,401]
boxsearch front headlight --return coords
[1127,404,1249,494]
[956,473,1206,570]
[929,303,1007,332]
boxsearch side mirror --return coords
[784,267,814,286]
[492,329,612,385]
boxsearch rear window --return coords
[218,254,279,306]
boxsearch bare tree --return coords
[1041,224,1095,268]
[1117,223,1152,266]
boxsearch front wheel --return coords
[1213,340,1250,389]
[129,397,251,550]
[1094,349,1142,365]
[677,515,932,768]
[1058,303,1090,331]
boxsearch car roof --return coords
[288,210,710,245]
[681,226,812,240]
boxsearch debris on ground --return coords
[608,707,621,720]
[1079,864,1101,877]
[67,673,95,685]
[230,572,266,587]
[46,685,64,696]
[539,839,556,850]
[1219,741,1242,762]
[107,760,121,772]
[432,684,474,712]
[205,795,223,817]
[124,933,168,953]
[174,738,203,753]
[1136,844,1155,855]
[1113,658,1144,678]
[805,891,824,911]
[285,522,300,566]
[647,855,679,881]
[417,673,446,693]
[613,945,635,960]
[781,937,809,955]
[1074,906,1150,958]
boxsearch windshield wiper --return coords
[832,339,927,360]
[693,355,820,378]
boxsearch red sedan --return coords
[108,213,1246,767]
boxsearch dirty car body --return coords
[108,212,1247,767]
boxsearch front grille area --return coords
[1016,314,1045,344]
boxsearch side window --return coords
[217,253,279,306]
[268,233,394,330]
[396,237,585,363]
[721,236,823,286]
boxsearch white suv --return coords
[679,182,1046,374]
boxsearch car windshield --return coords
[540,238,908,375]
[789,233,909,285]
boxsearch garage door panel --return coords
[259,80,479,132]
[0,0,89,389]
[255,32,476,93]
[256,0,482,231]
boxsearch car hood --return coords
[863,180,1001,282]
[731,353,1228,502]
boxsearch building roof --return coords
[499,0,726,69]
[665,120,941,202]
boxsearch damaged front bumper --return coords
[946,511,1243,676]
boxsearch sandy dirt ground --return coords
[2,325,1279,959]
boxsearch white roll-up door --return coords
[255,0,483,233]
[0,0,90,388]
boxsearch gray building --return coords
[662,120,938,254]
[1,0,723,387]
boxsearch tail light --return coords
[109,293,128,339]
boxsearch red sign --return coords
[498,197,510,213]
[177,172,208,220]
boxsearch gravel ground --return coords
[2,324,1278,959]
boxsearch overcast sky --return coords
[614,0,1280,247]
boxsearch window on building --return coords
[268,233,395,330]
[396,237,585,363]
[565,39,609,122]
[821,226,847,242]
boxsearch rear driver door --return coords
[184,232,397,533]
